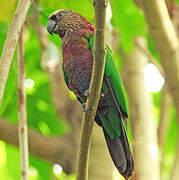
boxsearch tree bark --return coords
[122,38,160,180]
[18,26,29,180]
[158,86,172,149]
[158,86,172,179]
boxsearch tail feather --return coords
[120,121,134,178]
[102,126,134,179]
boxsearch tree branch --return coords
[0,0,33,106]
[0,119,74,169]
[158,86,172,149]
[139,0,179,120]
[157,86,172,178]
[76,0,107,179]
[18,26,29,180]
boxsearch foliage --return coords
[0,0,178,180]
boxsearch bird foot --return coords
[84,90,105,98]
[100,92,105,97]
[84,89,90,97]
[81,103,92,113]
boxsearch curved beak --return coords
[47,20,57,35]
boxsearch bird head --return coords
[47,9,94,38]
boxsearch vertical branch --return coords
[76,0,107,180]
[0,0,32,106]
[158,86,172,178]
[18,26,29,180]
[158,86,172,149]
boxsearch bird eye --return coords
[57,12,65,19]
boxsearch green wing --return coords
[89,36,128,139]
[89,36,128,116]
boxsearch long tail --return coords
[102,123,134,179]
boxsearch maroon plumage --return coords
[54,11,95,98]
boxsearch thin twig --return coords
[158,85,171,149]
[18,26,29,180]
[157,85,172,178]
[0,0,33,106]
[76,0,107,180]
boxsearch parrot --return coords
[47,9,134,179]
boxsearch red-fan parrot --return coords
[47,9,134,179]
